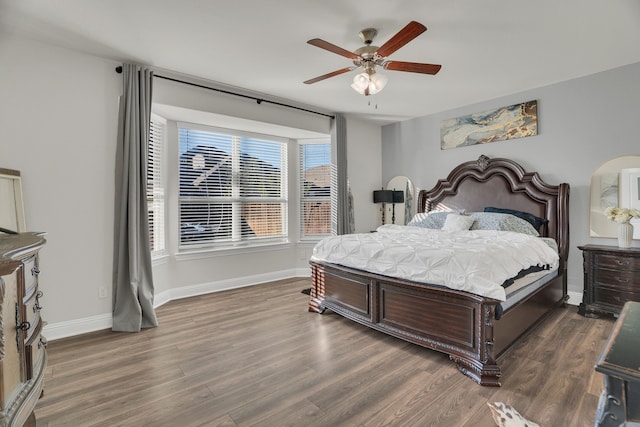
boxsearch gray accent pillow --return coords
[408,211,452,229]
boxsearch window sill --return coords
[297,239,322,247]
[151,254,170,266]
[175,241,292,261]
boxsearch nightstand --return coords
[578,244,640,318]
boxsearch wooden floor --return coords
[35,278,613,427]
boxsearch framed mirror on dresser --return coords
[590,155,640,239]
[0,168,26,234]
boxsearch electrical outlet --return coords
[98,286,108,299]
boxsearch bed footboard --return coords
[309,262,504,386]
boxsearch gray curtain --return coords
[112,64,158,332]
[331,114,353,235]
[347,181,355,232]
[404,181,413,225]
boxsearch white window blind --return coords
[299,141,331,239]
[178,125,288,248]
[147,115,165,256]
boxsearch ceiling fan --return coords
[303,21,441,96]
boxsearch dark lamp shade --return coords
[373,189,393,203]
[392,190,404,203]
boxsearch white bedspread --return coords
[310,224,559,301]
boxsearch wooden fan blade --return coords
[304,67,354,84]
[384,61,441,75]
[376,21,427,58]
[307,39,359,60]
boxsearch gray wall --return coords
[381,62,640,298]
[0,34,383,339]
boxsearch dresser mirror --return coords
[0,168,26,234]
[385,176,415,225]
[590,155,640,239]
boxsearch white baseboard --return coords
[43,313,113,341]
[43,267,312,341]
[43,271,583,341]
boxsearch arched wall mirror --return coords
[384,176,416,225]
[590,155,640,239]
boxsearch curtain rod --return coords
[115,66,334,119]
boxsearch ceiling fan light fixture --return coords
[350,72,370,94]
[350,71,388,96]
[370,72,388,92]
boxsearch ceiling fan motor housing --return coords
[358,28,377,45]
[354,45,380,66]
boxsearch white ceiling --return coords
[2,0,640,125]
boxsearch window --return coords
[299,141,331,239]
[178,124,288,248]
[147,115,165,256]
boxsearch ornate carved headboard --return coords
[417,155,570,262]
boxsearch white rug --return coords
[487,402,540,427]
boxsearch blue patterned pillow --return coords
[483,206,548,231]
[469,212,539,236]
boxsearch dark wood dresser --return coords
[0,232,47,427]
[578,244,640,318]
[595,301,640,426]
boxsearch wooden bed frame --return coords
[308,155,570,386]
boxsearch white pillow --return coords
[441,213,475,232]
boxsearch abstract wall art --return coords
[441,100,538,150]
